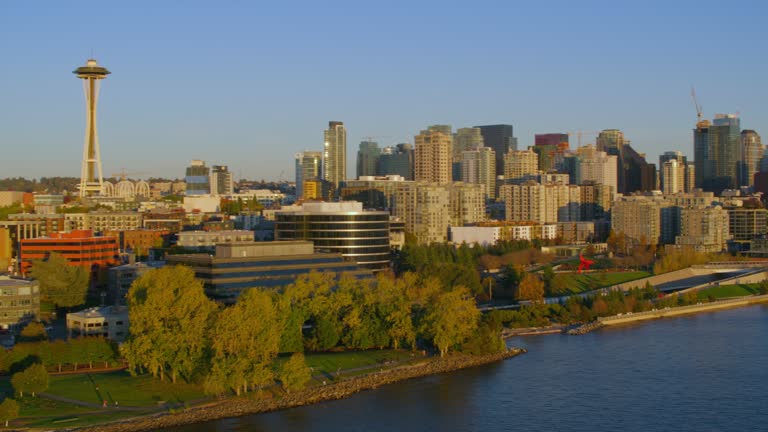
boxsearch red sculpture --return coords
[578,254,595,274]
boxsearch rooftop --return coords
[73,59,110,77]
[0,276,37,288]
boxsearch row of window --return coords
[276,222,389,230]
[276,230,389,239]
[277,215,388,222]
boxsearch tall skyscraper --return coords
[741,130,763,187]
[693,118,712,189]
[712,114,742,189]
[661,159,684,194]
[475,125,517,176]
[73,59,110,198]
[453,128,484,160]
[659,151,687,194]
[696,114,742,193]
[323,121,347,191]
[295,151,322,200]
[185,160,210,195]
[415,129,452,184]
[356,141,381,178]
[460,147,496,199]
[596,129,627,152]
[210,165,234,195]
[377,144,414,180]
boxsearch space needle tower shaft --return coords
[73,58,110,198]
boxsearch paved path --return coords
[40,392,148,412]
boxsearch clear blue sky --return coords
[2,0,766,181]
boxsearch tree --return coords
[206,289,281,395]
[28,253,89,309]
[122,266,218,383]
[18,322,47,342]
[11,363,49,397]
[0,398,19,427]
[517,273,545,303]
[279,352,311,393]
[422,287,480,356]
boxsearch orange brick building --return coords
[103,229,170,255]
[20,230,119,274]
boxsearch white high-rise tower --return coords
[73,59,110,198]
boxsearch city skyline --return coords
[1,1,767,180]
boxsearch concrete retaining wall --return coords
[598,295,768,325]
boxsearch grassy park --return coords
[696,284,762,300]
[547,271,651,296]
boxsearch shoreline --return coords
[598,294,768,326]
[70,349,525,432]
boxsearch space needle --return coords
[73,58,110,198]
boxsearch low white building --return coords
[66,305,129,342]
[183,195,221,213]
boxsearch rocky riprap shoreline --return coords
[566,321,604,335]
[71,349,526,432]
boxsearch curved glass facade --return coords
[275,212,391,271]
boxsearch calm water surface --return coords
[166,305,768,432]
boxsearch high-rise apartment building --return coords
[504,148,539,182]
[499,182,581,224]
[323,121,347,191]
[210,165,233,195]
[659,151,688,194]
[295,151,322,201]
[460,147,496,199]
[741,130,763,187]
[685,162,696,193]
[661,159,684,195]
[377,144,414,180]
[675,206,731,253]
[611,195,673,246]
[185,160,210,195]
[415,129,452,184]
[356,141,381,178]
[475,125,517,176]
[449,183,486,226]
[453,128,484,161]
[394,182,451,244]
[574,145,618,193]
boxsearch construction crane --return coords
[691,87,703,124]
[566,130,601,147]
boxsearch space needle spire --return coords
[73,58,110,198]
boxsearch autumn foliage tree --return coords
[122,266,219,383]
[11,363,48,397]
[279,352,312,393]
[517,273,545,302]
[205,289,281,395]
[29,252,89,308]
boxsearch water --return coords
[166,305,768,432]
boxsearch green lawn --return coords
[19,408,146,429]
[278,350,415,378]
[547,271,652,296]
[697,284,761,300]
[46,371,207,407]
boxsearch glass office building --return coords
[275,202,391,271]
